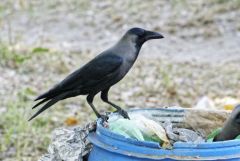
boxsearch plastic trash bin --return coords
[88,108,240,161]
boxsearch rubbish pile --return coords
[107,115,205,149]
[39,106,240,161]
[107,105,240,148]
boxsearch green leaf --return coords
[32,47,49,53]
[207,128,222,142]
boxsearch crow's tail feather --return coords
[34,91,53,101]
[29,93,67,121]
[32,98,49,109]
[34,87,60,101]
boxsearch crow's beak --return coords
[144,30,164,40]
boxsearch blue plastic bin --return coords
[88,108,240,161]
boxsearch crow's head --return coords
[125,27,164,46]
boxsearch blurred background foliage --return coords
[0,0,240,160]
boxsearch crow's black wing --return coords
[35,53,123,100]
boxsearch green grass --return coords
[0,44,26,67]
[0,88,53,160]
[0,44,49,68]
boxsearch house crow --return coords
[29,27,164,121]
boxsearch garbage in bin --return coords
[163,121,204,144]
[88,107,240,161]
[108,115,205,148]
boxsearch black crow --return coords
[29,27,164,121]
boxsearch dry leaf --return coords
[65,116,78,126]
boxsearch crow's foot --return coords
[114,109,130,119]
[100,114,109,122]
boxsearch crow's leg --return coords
[87,94,108,121]
[101,88,130,119]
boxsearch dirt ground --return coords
[0,0,240,160]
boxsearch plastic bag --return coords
[108,115,170,148]
[109,118,144,141]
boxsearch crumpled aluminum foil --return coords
[39,122,96,161]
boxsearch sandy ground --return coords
[1,0,240,61]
